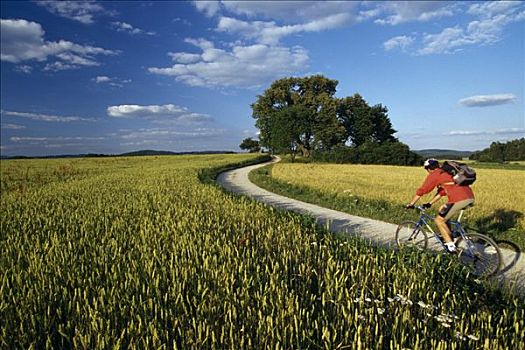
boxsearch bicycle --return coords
[395,205,502,277]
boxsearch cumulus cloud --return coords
[107,104,188,118]
[168,52,201,64]
[35,0,106,24]
[383,35,414,51]
[149,38,309,88]
[0,19,117,69]
[111,22,155,35]
[194,1,221,17]
[459,94,517,107]
[1,110,94,122]
[107,104,212,124]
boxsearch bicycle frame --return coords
[399,206,502,277]
[413,206,472,253]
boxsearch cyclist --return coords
[405,159,475,253]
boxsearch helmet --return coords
[423,158,439,170]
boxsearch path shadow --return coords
[495,239,522,275]
[474,209,523,237]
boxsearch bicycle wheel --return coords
[396,221,428,250]
[455,232,502,277]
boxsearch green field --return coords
[1,155,524,349]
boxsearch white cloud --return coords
[467,1,521,18]
[371,1,456,25]
[95,76,111,83]
[118,127,224,140]
[11,136,105,142]
[1,110,93,122]
[0,19,117,69]
[93,75,131,87]
[107,104,188,118]
[447,128,525,136]
[168,52,202,64]
[15,65,33,73]
[379,2,525,55]
[383,35,414,51]
[107,104,212,124]
[177,113,213,124]
[149,39,309,88]
[220,1,357,23]
[35,0,106,24]
[173,17,192,26]
[194,1,221,17]
[1,123,26,130]
[407,15,521,55]
[459,94,517,107]
[111,21,155,35]
[217,13,350,45]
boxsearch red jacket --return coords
[416,170,474,203]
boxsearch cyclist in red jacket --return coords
[406,159,475,252]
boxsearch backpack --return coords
[441,161,476,186]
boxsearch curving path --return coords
[217,157,525,293]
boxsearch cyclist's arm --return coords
[407,194,421,207]
[408,173,438,207]
[428,186,446,205]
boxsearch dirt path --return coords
[217,157,524,292]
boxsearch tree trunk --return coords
[298,143,311,158]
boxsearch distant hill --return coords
[415,149,474,160]
[119,150,235,157]
[119,150,180,157]
[1,150,236,160]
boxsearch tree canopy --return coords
[251,75,403,162]
[471,138,525,162]
[239,138,261,153]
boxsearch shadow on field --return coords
[474,209,523,235]
[495,239,521,275]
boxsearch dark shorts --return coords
[438,199,475,221]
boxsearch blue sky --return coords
[1,1,524,156]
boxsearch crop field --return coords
[1,155,524,349]
[257,162,525,245]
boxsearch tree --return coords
[251,75,345,156]
[251,75,405,164]
[471,138,525,162]
[338,94,397,147]
[270,105,314,161]
[239,138,261,153]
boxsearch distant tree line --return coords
[470,138,525,162]
[245,75,421,165]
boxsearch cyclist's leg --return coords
[435,203,454,243]
[437,199,475,241]
[442,199,475,222]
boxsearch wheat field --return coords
[270,163,525,230]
